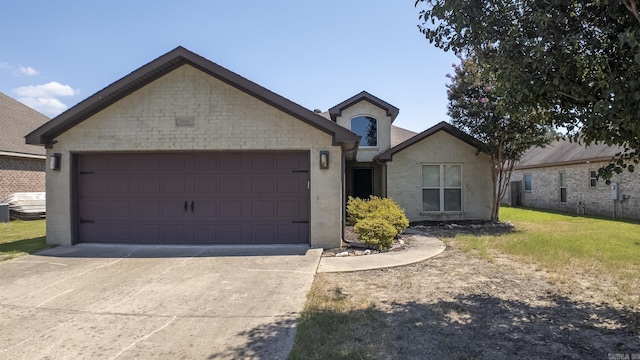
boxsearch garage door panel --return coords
[218,177,243,193]
[78,177,108,195]
[219,155,243,170]
[218,200,242,217]
[139,201,161,217]
[161,224,186,243]
[276,176,301,193]
[77,152,309,245]
[79,223,109,243]
[251,224,275,242]
[162,178,186,193]
[139,178,161,194]
[161,155,186,171]
[109,224,131,241]
[251,200,275,217]
[162,200,188,217]
[194,177,216,194]
[251,177,274,193]
[192,200,216,217]
[108,156,131,171]
[219,224,243,241]
[109,200,131,217]
[139,224,161,242]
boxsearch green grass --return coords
[461,207,640,274]
[0,219,48,260]
[457,207,640,308]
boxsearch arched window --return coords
[350,116,377,147]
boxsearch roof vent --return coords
[313,109,322,113]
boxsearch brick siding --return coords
[0,156,46,200]
[505,161,640,220]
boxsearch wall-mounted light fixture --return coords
[319,150,329,169]
[50,153,61,171]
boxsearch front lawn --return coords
[459,207,640,300]
[289,207,640,359]
[0,219,48,260]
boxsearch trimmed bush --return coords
[347,196,409,251]
[354,216,397,251]
[346,196,368,225]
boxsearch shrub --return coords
[347,196,409,251]
[346,196,368,225]
[353,216,397,251]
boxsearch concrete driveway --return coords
[0,244,321,359]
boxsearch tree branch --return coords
[622,0,640,24]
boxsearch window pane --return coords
[422,189,440,211]
[559,172,567,186]
[351,116,377,146]
[444,189,462,211]
[443,165,461,187]
[523,174,532,191]
[422,165,440,187]
[560,188,567,203]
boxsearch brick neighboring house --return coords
[504,139,640,220]
[0,92,49,200]
[26,47,493,248]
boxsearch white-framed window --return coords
[589,170,597,188]
[351,116,377,147]
[422,164,462,212]
[523,174,532,192]
[559,172,567,203]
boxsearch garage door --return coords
[76,152,310,244]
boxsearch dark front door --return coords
[352,168,373,199]
[76,152,310,245]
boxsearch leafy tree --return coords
[447,57,553,221]
[416,0,640,178]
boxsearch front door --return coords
[352,168,373,199]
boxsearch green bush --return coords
[346,196,368,225]
[353,216,397,251]
[347,196,409,251]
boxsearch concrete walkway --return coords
[317,231,446,273]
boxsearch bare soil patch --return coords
[311,225,640,359]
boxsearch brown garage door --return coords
[76,152,310,244]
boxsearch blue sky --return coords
[0,1,457,133]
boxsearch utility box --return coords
[0,203,9,223]
[611,182,620,200]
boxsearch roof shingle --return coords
[0,92,49,156]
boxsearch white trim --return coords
[421,163,463,212]
[0,151,46,160]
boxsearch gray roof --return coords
[26,47,359,152]
[0,92,49,157]
[391,125,417,147]
[515,139,623,169]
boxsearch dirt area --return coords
[316,224,640,359]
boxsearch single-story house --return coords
[504,139,640,220]
[26,47,492,248]
[0,92,49,200]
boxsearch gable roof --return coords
[0,92,49,158]
[515,139,622,169]
[375,121,483,161]
[25,46,359,151]
[328,91,399,122]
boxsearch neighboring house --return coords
[26,47,492,248]
[0,92,49,200]
[504,139,640,220]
